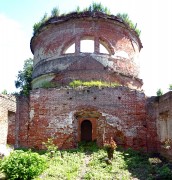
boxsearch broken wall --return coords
[153,92,172,159]
[0,94,16,145]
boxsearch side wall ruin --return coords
[0,94,16,145]
[149,91,172,159]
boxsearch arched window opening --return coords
[80,40,94,53]
[64,43,75,54]
[100,43,109,54]
[99,39,111,54]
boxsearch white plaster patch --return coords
[32,91,40,99]
[112,51,129,59]
[63,112,74,125]
[30,109,34,120]
[102,113,124,130]
[48,112,74,130]
[102,112,137,137]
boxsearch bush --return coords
[157,165,172,179]
[0,150,47,180]
[42,138,58,158]
[104,137,117,160]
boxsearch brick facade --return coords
[13,87,156,152]
[31,12,142,90]
[1,11,172,160]
[0,94,16,145]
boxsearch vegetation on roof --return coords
[116,13,141,36]
[69,80,120,88]
[33,2,141,37]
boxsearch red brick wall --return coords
[31,12,142,90]
[7,111,16,145]
[16,87,157,152]
[14,96,30,148]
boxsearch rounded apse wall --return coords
[30,11,143,90]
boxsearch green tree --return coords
[116,13,141,36]
[1,89,8,95]
[156,89,163,96]
[169,84,172,90]
[15,58,33,95]
[51,7,60,17]
[33,13,49,35]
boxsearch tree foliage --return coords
[87,2,110,14]
[0,150,47,180]
[33,13,49,35]
[116,13,141,36]
[169,84,172,90]
[156,88,163,96]
[1,89,8,95]
[51,7,60,17]
[32,2,140,36]
[15,58,33,96]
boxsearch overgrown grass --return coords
[1,143,172,180]
[69,80,120,88]
[35,150,84,180]
[33,2,141,37]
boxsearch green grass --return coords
[69,80,120,88]
[1,143,172,180]
[35,150,84,180]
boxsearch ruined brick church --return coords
[1,11,172,159]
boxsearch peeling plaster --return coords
[29,109,34,120]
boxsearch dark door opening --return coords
[81,120,92,142]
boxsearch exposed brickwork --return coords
[2,10,170,161]
[14,87,157,152]
[148,92,172,159]
[7,111,16,145]
[31,11,142,90]
[0,94,16,146]
[15,96,30,148]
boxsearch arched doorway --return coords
[81,120,92,142]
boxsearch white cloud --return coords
[0,14,32,93]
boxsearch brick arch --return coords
[79,33,95,40]
[99,36,115,55]
[81,120,92,141]
[61,37,76,55]
[74,109,101,142]
[78,117,97,142]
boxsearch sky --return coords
[0,0,172,96]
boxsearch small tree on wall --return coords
[156,89,163,96]
[1,89,8,95]
[169,84,172,90]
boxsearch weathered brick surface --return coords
[31,12,142,90]
[9,11,172,159]
[7,111,16,145]
[16,9,157,151]
[15,87,157,152]
[15,96,30,148]
[0,94,16,145]
[149,92,172,159]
